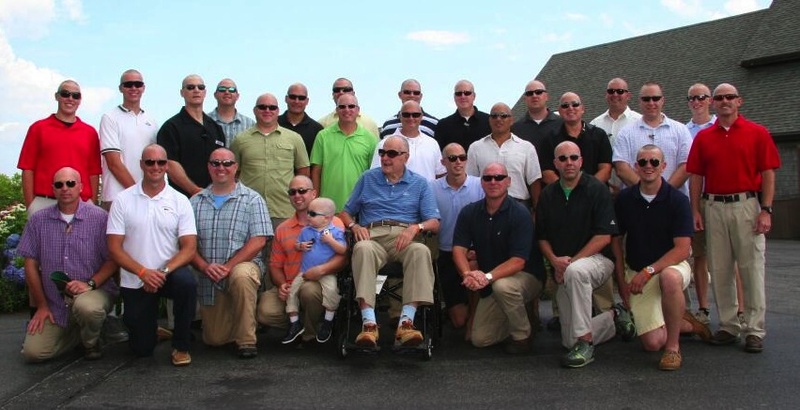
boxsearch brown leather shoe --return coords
[710,330,740,346]
[157,326,173,342]
[682,311,712,342]
[171,349,191,366]
[745,335,764,353]
[395,320,423,346]
[659,350,682,371]
[355,323,379,347]
[503,337,531,354]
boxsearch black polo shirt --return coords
[615,179,693,271]
[435,107,491,151]
[535,173,617,259]
[278,111,323,157]
[157,107,226,197]
[539,121,612,176]
[511,109,563,163]
[453,196,543,297]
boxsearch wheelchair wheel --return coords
[338,333,348,358]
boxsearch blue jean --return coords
[121,267,196,356]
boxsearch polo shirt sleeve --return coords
[539,135,556,172]
[672,192,694,238]
[525,143,542,183]
[99,113,120,154]
[755,126,781,172]
[508,204,533,260]
[157,122,181,161]
[87,126,102,177]
[677,127,692,165]
[452,205,474,249]
[309,131,324,166]
[17,123,41,170]
[466,146,480,176]
[106,197,127,236]
[16,215,42,260]
[298,227,314,243]
[249,194,273,238]
[176,195,197,237]
[613,191,629,236]
[343,175,366,217]
[331,227,347,247]
[596,127,613,164]
[292,135,310,169]
[611,126,633,164]
[270,225,290,269]
[591,184,618,236]
[418,180,441,221]
[534,190,551,241]
[685,133,705,176]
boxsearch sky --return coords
[0,0,770,177]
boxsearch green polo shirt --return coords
[231,126,309,218]
[310,123,377,211]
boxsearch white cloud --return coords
[406,30,470,48]
[724,0,761,14]
[565,13,588,21]
[541,32,572,44]
[61,0,87,23]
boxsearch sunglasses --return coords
[184,84,206,91]
[640,96,663,102]
[332,86,354,93]
[524,89,547,96]
[637,158,661,167]
[287,94,308,101]
[307,210,329,217]
[401,112,422,118]
[58,90,82,100]
[209,159,236,168]
[713,94,739,101]
[557,154,581,162]
[559,102,581,109]
[287,187,312,196]
[489,113,512,119]
[337,104,357,110]
[446,154,468,162]
[216,86,237,93]
[255,104,279,111]
[402,90,421,95]
[378,149,406,158]
[482,174,508,182]
[143,159,167,167]
[606,88,628,95]
[454,91,474,97]
[121,81,144,88]
[53,180,77,189]
[687,95,710,102]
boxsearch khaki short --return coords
[627,260,691,335]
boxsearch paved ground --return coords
[1,240,799,409]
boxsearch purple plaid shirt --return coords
[17,201,118,327]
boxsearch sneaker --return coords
[281,321,305,345]
[316,319,334,343]
[84,344,103,361]
[562,339,594,368]
[503,337,531,354]
[710,330,740,346]
[395,320,423,346]
[238,344,257,359]
[694,309,711,326]
[682,310,712,342]
[101,316,129,343]
[659,350,682,371]
[744,335,763,353]
[355,323,379,347]
[171,349,191,366]
[613,303,636,341]
[157,326,173,342]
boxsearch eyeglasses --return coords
[446,154,468,162]
[332,86,354,93]
[184,84,206,91]
[378,149,407,158]
[287,94,308,101]
[402,90,422,96]
[209,159,236,168]
[524,89,547,96]
[481,174,508,182]
[637,158,661,167]
[713,94,739,101]
[287,187,312,196]
[216,86,237,93]
[121,81,144,88]
[454,91,474,97]
[58,90,82,100]
[687,95,709,102]
[489,113,512,119]
[307,210,329,217]
[606,89,628,95]
[53,180,77,189]
[640,96,663,102]
[559,102,581,109]
[143,159,168,167]
[557,154,581,162]
[401,112,422,118]
[255,104,279,111]
[337,104,357,110]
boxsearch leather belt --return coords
[365,220,409,229]
[702,191,756,203]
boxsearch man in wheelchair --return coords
[340,136,441,348]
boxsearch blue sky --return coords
[0,0,769,176]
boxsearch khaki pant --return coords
[257,282,324,340]
[471,271,542,347]
[200,262,260,347]
[287,274,340,313]
[557,254,616,348]
[22,290,113,362]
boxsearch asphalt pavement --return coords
[1,240,799,409]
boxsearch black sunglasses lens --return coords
[287,188,310,196]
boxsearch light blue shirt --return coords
[207,108,256,148]
[344,167,440,225]
[431,175,484,251]
[686,114,716,138]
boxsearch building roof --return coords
[512,0,800,138]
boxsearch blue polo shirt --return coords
[344,167,440,225]
[431,175,484,251]
[615,178,693,271]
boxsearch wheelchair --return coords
[336,232,441,360]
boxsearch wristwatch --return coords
[159,266,171,275]
[761,205,773,214]
[645,266,656,275]
[87,279,97,290]
[485,272,494,282]
[417,223,425,232]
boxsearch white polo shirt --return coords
[370,131,445,181]
[107,182,196,289]
[99,105,159,202]
[466,133,542,201]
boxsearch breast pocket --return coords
[266,143,294,170]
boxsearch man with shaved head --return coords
[380,78,438,139]
[207,78,255,148]
[157,74,226,198]
[435,79,491,151]
[512,79,563,160]
[318,77,379,137]
[18,167,118,362]
[278,83,324,156]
